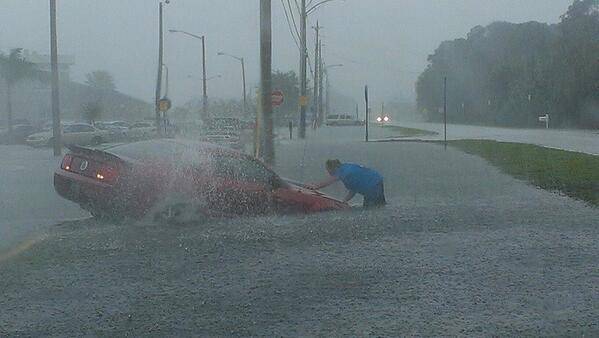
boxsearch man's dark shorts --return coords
[363,182,386,208]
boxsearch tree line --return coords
[416,0,599,128]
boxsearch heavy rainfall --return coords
[1,0,598,336]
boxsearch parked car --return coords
[207,117,241,131]
[128,121,158,140]
[54,139,348,221]
[0,124,37,144]
[26,123,109,147]
[95,121,130,141]
[200,132,243,150]
[325,113,364,126]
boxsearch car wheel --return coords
[91,136,103,145]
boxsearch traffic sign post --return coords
[158,97,172,112]
[271,90,284,107]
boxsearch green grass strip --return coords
[381,125,438,138]
[450,139,599,206]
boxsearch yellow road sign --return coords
[299,96,309,106]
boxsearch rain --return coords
[1,0,598,336]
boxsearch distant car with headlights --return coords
[53,139,348,222]
[26,123,109,147]
[376,115,391,124]
[326,113,364,126]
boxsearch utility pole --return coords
[155,2,164,135]
[317,41,324,126]
[443,76,447,146]
[201,36,208,119]
[355,103,359,120]
[241,57,247,115]
[259,0,273,164]
[325,68,330,117]
[312,21,320,128]
[49,0,61,156]
[299,0,307,138]
[365,85,369,142]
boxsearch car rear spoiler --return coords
[66,144,126,164]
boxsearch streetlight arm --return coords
[169,29,204,40]
[217,51,243,62]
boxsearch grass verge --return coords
[381,125,438,138]
[450,139,599,206]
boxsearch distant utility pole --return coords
[312,21,320,128]
[443,76,447,146]
[299,0,307,139]
[317,41,324,126]
[201,36,207,118]
[365,85,369,142]
[155,1,165,135]
[49,0,61,156]
[259,0,274,164]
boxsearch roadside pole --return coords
[49,0,61,156]
[317,41,324,127]
[299,0,307,139]
[259,0,274,165]
[201,36,208,120]
[443,76,447,148]
[155,2,164,136]
[312,21,320,129]
[365,85,369,142]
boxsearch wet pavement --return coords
[0,145,88,253]
[0,129,598,335]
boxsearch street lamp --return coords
[169,29,208,120]
[217,51,247,114]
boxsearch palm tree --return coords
[0,48,39,143]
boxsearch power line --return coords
[281,0,300,50]
[287,0,302,47]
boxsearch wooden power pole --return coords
[260,0,274,164]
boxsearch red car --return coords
[54,139,348,221]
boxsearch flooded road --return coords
[1,130,598,336]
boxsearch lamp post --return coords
[169,29,208,120]
[217,52,247,115]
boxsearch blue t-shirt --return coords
[333,163,383,196]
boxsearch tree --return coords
[0,48,39,142]
[84,70,116,91]
[415,1,599,128]
[81,101,103,124]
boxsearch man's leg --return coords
[363,183,386,208]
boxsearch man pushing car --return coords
[309,159,386,208]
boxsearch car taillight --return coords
[61,154,73,170]
[95,165,118,183]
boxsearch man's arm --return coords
[343,190,356,203]
[308,175,338,190]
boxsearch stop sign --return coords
[271,90,284,107]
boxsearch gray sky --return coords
[0,0,572,106]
